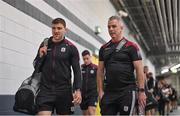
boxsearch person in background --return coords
[80,50,98,115]
[144,66,153,115]
[169,86,176,113]
[161,80,171,115]
[157,80,166,115]
[147,72,155,93]
[146,72,156,115]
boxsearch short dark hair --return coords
[82,50,90,56]
[148,72,153,76]
[52,18,66,27]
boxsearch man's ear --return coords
[121,26,123,30]
[65,28,68,32]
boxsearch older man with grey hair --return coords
[97,16,146,115]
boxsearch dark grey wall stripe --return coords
[0,95,22,115]
[2,0,97,52]
[43,0,106,44]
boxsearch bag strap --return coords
[115,39,127,52]
[104,39,127,65]
[32,38,49,76]
[43,38,49,47]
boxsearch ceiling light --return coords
[94,26,102,35]
[161,68,169,74]
[170,63,180,71]
[171,68,177,73]
[118,10,128,17]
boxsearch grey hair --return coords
[108,15,123,26]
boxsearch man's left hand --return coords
[138,92,146,108]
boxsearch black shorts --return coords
[100,90,136,115]
[80,95,98,110]
[36,89,74,115]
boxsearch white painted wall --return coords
[0,1,50,94]
[58,0,116,42]
[26,0,102,49]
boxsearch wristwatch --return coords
[138,88,145,92]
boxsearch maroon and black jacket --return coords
[34,37,82,91]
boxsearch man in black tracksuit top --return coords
[34,18,82,115]
[97,16,146,115]
[80,50,98,115]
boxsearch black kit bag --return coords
[13,38,48,114]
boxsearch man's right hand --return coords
[39,46,47,58]
[138,92,146,108]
